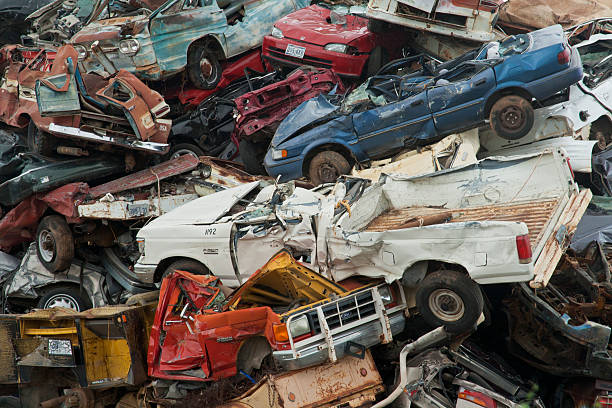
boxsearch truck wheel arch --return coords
[154,257,212,282]
[402,260,471,287]
[236,336,272,375]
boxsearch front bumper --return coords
[132,262,158,285]
[262,36,368,78]
[273,308,406,371]
[263,148,304,182]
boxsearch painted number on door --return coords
[204,228,217,236]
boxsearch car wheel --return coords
[239,139,267,175]
[27,121,56,156]
[161,259,210,280]
[367,19,388,34]
[590,117,612,152]
[187,43,222,90]
[489,95,534,140]
[415,269,483,333]
[169,143,205,160]
[37,285,92,311]
[308,151,351,185]
[36,215,74,273]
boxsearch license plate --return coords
[285,44,306,59]
[48,339,72,356]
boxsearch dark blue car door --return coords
[351,81,434,159]
[427,64,495,135]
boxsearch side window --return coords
[184,0,199,9]
[103,81,133,103]
[163,0,185,14]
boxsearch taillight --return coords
[457,388,497,408]
[565,156,575,180]
[516,234,532,264]
[558,46,571,65]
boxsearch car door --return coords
[351,83,435,159]
[223,0,306,57]
[149,0,227,73]
[427,64,495,135]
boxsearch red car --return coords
[262,4,408,79]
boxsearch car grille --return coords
[267,46,333,69]
[308,290,377,333]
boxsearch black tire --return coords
[367,19,388,34]
[169,142,205,160]
[489,95,534,140]
[37,285,92,311]
[0,397,20,408]
[239,139,266,175]
[308,150,351,185]
[187,43,222,90]
[36,215,74,273]
[415,269,484,333]
[590,117,612,152]
[161,259,210,280]
[27,121,56,156]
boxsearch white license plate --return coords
[48,339,72,356]
[285,44,306,59]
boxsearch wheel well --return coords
[188,36,225,60]
[402,260,469,287]
[302,143,355,176]
[153,257,210,283]
[17,114,30,128]
[589,116,612,139]
[484,88,534,117]
[236,336,272,374]
[37,282,87,299]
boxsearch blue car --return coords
[264,25,584,184]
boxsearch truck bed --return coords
[365,198,561,250]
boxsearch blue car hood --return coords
[271,94,340,147]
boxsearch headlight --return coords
[136,238,145,256]
[119,39,140,55]
[378,286,393,305]
[324,43,348,53]
[74,45,88,60]
[271,26,284,39]
[271,148,287,160]
[289,315,311,338]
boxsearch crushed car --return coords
[170,67,344,173]
[0,44,172,156]
[264,25,584,184]
[148,250,407,385]
[71,0,310,89]
[262,3,408,79]
[0,0,53,46]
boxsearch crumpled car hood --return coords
[72,14,147,42]
[271,94,340,147]
[275,5,369,45]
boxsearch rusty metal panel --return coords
[0,316,18,384]
[530,188,593,289]
[77,193,198,220]
[88,155,199,198]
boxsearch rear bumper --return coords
[273,307,406,371]
[262,36,367,78]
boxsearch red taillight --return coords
[565,156,575,180]
[558,46,571,65]
[457,388,497,408]
[516,234,532,264]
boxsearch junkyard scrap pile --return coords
[2,0,612,407]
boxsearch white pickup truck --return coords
[134,149,590,332]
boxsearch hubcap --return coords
[171,148,200,160]
[500,106,524,130]
[200,58,213,79]
[428,289,465,322]
[318,163,339,184]
[38,230,56,262]
[44,294,80,311]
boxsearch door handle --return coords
[475,78,487,86]
[410,99,424,107]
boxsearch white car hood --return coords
[140,181,260,227]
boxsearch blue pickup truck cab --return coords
[264,25,584,184]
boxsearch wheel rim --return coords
[499,106,525,130]
[171,148,200,160]
[38,230,56,262]
[317,162,340,184]
[428,288,465,322]
[44,293,80,311]
[200,57,213,79]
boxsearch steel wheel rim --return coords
[44,294,80,311]
[38,230,56,262]
[171,148,200,160]
[318,163,339,184]
[200,57,213,79]
[500,106,524,130]
[428,288,465,322]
